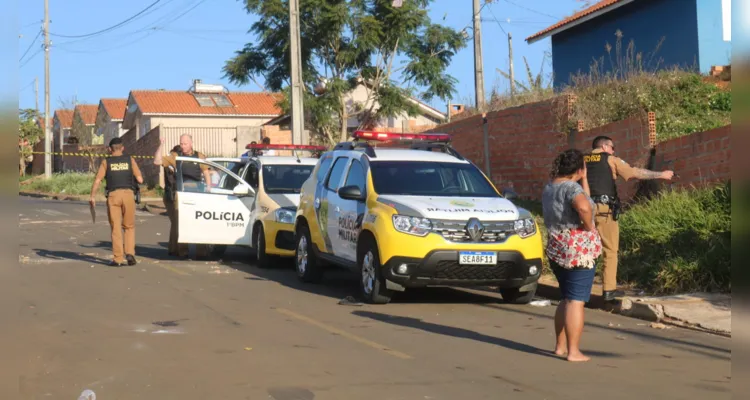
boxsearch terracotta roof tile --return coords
[130,90,283,116]
[74,104,98,125]
[526,0,627,42]
[54,109,74,128]
[100,98,128,121]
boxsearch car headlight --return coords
[275,208,295,224]
[392,215,432,237]
[514,218,537,238]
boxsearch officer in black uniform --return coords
[90,137,144,266]
[585,136,673,301]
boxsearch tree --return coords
[223,0,466,145]
[19,108,43,176]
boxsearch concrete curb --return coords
[19,192,165,212]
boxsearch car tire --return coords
[499,284,537,304]
[358,238,393,305]
[295,224,324,283]
[255,225,277,269]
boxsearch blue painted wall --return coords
[551,0,700,91]
[696,0,732,72]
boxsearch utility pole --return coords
[34,77,39,112]
[289,0,306,145]
[44,0,52,178]
[472,0,486,112]
[508,32,515,100]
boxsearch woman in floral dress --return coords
[542,149,602,362]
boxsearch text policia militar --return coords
[195,210,246,228]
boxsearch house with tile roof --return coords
[52,109,74,171]
[122,80,283,140]
[71,104,99,145]
[526,0,732,91]
[96,98,128,145]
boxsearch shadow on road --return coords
[476,303,731,361]
[78,241,183,261]
[32,249,111,265]
[352,310,621,360]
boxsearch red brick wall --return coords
[128,126,161,187]
[60,144,108,173]
[654,125,731,188]
[426,96,729,201]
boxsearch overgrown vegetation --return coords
[618,182,730,294]
[23,172,103,196]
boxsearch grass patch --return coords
[23,172,104,196]
[618,183,730,294]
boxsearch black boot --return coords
[126,254,137,266]
[603,290,623,302]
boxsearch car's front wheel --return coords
[499,284,537,304]
[358,238,393,304]
[295,224,324,283]
[255,225,277,269]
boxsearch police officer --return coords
[90,137,144,266]
[585,136,674,301]
[153,134,212,259]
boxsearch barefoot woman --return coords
[542,149,602,362]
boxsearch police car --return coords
[293,131,544,304]
[173,143,326,267]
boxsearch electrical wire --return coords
[486,5,507,35]
[20,49,42,68]
[503,0,559,20]
[19,30,42,62]
[50,0,163,38]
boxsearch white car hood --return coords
[267,193,301,209]
[377,195,521,221]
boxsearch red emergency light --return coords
[245,143,328,151]
[352,130,451,143]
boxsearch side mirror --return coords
[338,185,365,201]
[233,183,251,197]
[502,188,518,201]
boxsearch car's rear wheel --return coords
[295,224,324,283]
[358,239,393,304]
[499,284,537,304]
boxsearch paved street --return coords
[13,197,731,399]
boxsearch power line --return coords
[503,0,559,20]
[486,4,507,35]
[50,0,163,38]
[20,49,42,68]
[20,30,42,62]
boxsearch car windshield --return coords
[262,164,315,194]
[370,161,499,197]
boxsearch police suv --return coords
[173,143,325,266]
[293,131,544,304]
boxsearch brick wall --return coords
[59,144,108,173]
[427,96,729,201]
[128,126,161,187]
[654,125,731,188]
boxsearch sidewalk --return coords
[536,275,731,337]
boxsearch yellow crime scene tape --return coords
[31,151,155,158]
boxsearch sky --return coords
[17,0,586,115]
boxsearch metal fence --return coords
[160,127,238,157]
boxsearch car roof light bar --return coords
[246,143,328,151]
[352,130,451,143]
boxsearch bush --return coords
[23,172,104,196]
[618,182,731,294]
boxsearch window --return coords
[326,157,349,191]
[369,161,499,197]
[245,164,259,189]
[315,155,333,182]
[262,165,315,194]
[343,159,366,193]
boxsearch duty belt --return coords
[591,194,613,205]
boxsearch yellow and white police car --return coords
[174,144,325,267]
[293,131,544,304]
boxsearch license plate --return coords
[459,251,496,265]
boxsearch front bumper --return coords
[263,221,296,257]
[382,250,542,289]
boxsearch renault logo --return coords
[466,218,485,242]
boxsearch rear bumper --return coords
[382,250,542,289]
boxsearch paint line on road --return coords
[276,307,413,360]
[158,264,191,276]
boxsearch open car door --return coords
[175,157,256,246]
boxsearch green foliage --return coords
[19,109,43,155]
[224,0,466,145]
[24,172,104,196]
[618,183,731,294]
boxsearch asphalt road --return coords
[13,197,731,399]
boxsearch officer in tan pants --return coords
[90,138,144,266]
[154,134,212,259]
[585,136,673,301]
